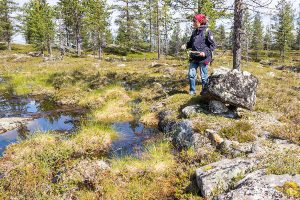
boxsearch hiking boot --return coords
[189,91,196,95]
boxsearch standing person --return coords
[181,14,216,95]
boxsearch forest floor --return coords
[0,44,299,199]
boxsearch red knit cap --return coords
[194,14,206,23]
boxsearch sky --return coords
[13,0,300,43]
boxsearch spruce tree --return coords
[0,0,17,51]
[22,0,55,55]
[272,0,294,61]
[250,12,263,60]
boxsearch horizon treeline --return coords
[0,0,300,60]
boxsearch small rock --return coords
[181,105,205,118]
[267,72,275,77]
[151,62,163,67]
[171,120,195,149]
[218,139,254,156]
[206,129,224,146]
[117,63,126,67]
[96,160,110,170]
[209,100,229,114]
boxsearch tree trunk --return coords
[149,0,152,52]
[47,40,52,57]
[7,40,11,51]
[76,30,81,57]
[98,33,102,60]
[157,0,160,60]
[246,37,248,63]
[233,0,243,71]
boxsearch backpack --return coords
[205,28,214,63]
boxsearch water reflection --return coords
[110,122,158,157]
[0,115,77,155]
[0,95,83,156]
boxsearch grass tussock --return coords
[264,149,300,175]
[0,123,115,199]
[218,121,256,143]
[98,142,178,199]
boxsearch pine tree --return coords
[58,0,85,56]
[22,0,55,55]
[0,0,17,51]
[272,0,294,61]
[172,0,228,30]
[250,12,263,60]
[114,0,141,48]
[83,0,110,59]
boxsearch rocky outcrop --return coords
[195,158,258,197]
[0,117,31,134]
[203,67,258,110]
[217,170,300,200]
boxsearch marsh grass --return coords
[0,47,300,199]
[218,121,256,143]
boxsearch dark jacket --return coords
[186,25,216,64]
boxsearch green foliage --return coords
[83,0,110,59]
[0,0,17,50]
[22,0,55,54]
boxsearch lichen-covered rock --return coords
[209,100,229,114]
[218,140,256,156]
[217,170,300,200]
[158,110,176,133]
[171,120,197,149]
[195,158,258,197]
[204,67,258,110]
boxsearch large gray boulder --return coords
[217,170,300,200]
[204,67,258,110]
[195,158,258,197]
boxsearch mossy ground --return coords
[0,44,299,198]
